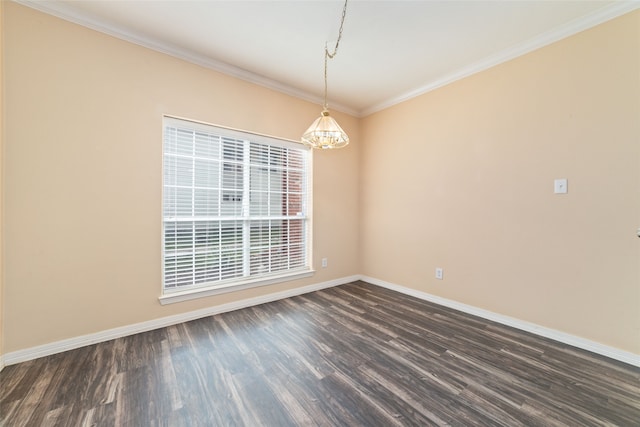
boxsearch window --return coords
[161,117,311,302]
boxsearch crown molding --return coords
[10,0,640,118]
[361,0,640,117]
[10,0,359,117]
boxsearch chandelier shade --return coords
[301,109,349,149]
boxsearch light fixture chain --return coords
[327,0,348,60]
[323,0,348,110]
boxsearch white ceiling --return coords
[17,0,639,116]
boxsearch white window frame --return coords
[160,116,313,305]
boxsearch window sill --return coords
[158,269,315,305]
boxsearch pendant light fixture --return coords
[301,0,349,149]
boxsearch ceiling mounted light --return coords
[301,0,349,150]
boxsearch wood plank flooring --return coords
[1,281,639,426]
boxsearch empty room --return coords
[0,0,639,425]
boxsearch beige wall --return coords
[361,11,640,354]
[2,2,360,353]
[0,0,5,361]
[3,2,639,358]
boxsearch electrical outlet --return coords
[435,268,443,280]
[321,258,328,268]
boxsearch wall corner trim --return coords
[360,275,640,368]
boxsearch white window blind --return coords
[162,117,311,294]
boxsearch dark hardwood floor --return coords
[1,281,639,426]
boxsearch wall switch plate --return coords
[435,268,443,280]
[554,178,568,194]
[321,258,328,268]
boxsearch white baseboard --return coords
[2,274,638,369]
[1,275,359,367]
[361,275,640,368]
